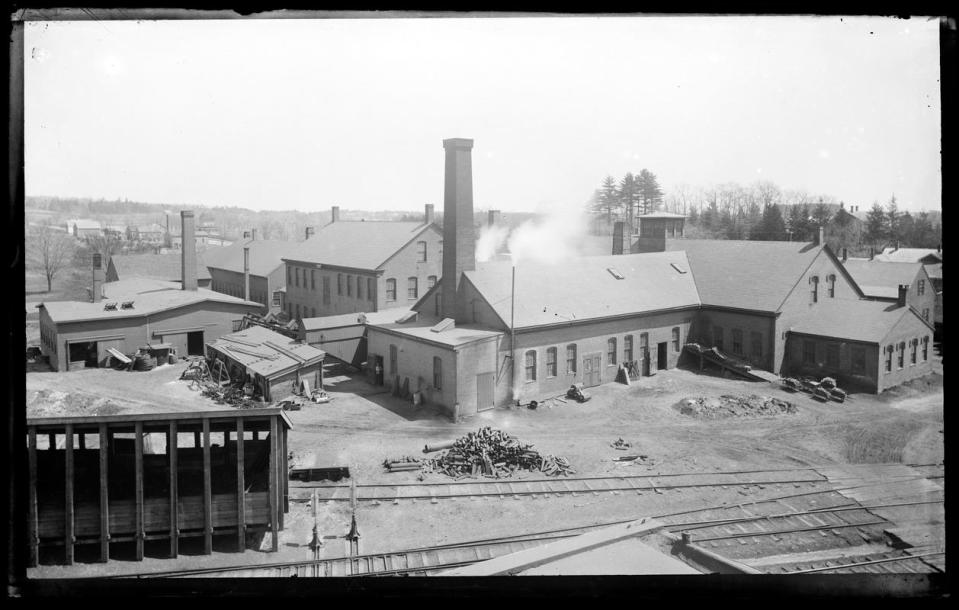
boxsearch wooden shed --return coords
[26,408,291,566]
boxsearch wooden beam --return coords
[282,426,289,522]
[28,428,38,567]
[202,418,213,554]
[268,416,278,552]
[64,424,74,565]
[168,421,178,558]
[235,418,245,552]
[134,422,144,561]
[98,423,110,562]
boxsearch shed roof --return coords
[876,248,942,263]
[300,306,414,331]
[665,239,827,312]
[283,221,438,270]
[841,259,924,299]
[207,325,325,378]
[27,407,292,429]
[637,211,687,219]
[108,252,212,283]
[204,239,298,277]
[788,299,926,344]
[369,318,504,348]
[464,251,700,330]
[40,278,258,324]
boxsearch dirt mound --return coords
[28,389,125,418]
[677,394,796,419]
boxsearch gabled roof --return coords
[108,252,212,283]
[464,252,700,330]
[207,325,325,379]
[204,239,298,277]
[283,221,438,270]
[40,278,258,324]
[665,239,826,312]
[876,248,942,263]
[841,259,925,299]
[789,299,930,344]
[924,263,942,281]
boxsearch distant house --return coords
[205,239,298,314]
[841,258,936,324]
[103,224,127,240]
[869,247,943,333]
[106,251,213,288]
[127,223,166,243]
[171,233,233,249]
[66,219,102,238]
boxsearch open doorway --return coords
[657,342,668,370]
[187,331,204,356]
[68,341,99,369]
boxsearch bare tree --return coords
[29,223,75,292]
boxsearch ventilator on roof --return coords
[103,302,118,311]
[121,301,135,309]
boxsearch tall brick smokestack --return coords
[331,206,340,224]
[441,138,475,321]
[243,246,251,302]
[91,253,104,303]
[181,211,198,291]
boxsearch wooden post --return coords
[79,433,86,450]
[48,433,55,450]
[134,422,144,560]
[168,421,178,558]
[283,426,289,517]
[98,424,110,562]
[202,418,213,554]
[64,424,74,565]
[28,428,38,567]
[253,430,259,441]
[268,416,278,552]
[194,430,201,448]
[235,418,246,552]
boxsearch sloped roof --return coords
[283,221,437,270]
[638,211,687,219]
[40,278,258,324]
[464,252,700,330]
[924,263,942,281]
[108,251,212,283]
[71,219,102,230]
[207,325,325,379]
[204,239,298,277]
[876,248,942,263]
[370,318,504,348]
[300,306,413,331]
[841,259,924,299]
[789,299,927,344]
[665,239,825,312]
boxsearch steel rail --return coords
[688,519,889,543]
[783,551,945,574]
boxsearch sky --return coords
[24,15,942,214]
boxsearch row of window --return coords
[523,329,682,382]
[800,336,931,375]
[212,281,267,305]
[288,303,318,319]
[712,326,764,360]
[883,337,931,372]
[385,276,437,302]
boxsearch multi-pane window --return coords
[910,339,918,365]
[525,350,537,382]
[311,270,316,290]
[810,276,819,303]
[885,345,894,372]
[368,278,375,301]
[295,267,300,288]
[357,277,363,300]
[672,327,680,351]
[389,344,397,376]
[546,347,557,378]
[922,336,929,361]
[433,356,442,389]
[640,333,649,359]
[311,307,316,317]
[347,275,353,297]
[295,304,300,318]
[417,241,427,262]
[322,276,331,305]
[826,344,839,369]
[851,347,866,374]
[427,275,437,289]
[827,275,836,298]
[712,326,724,350]
[566,344,577,374]
[803,340,816,364]
[386,278,396,301]
[751,332,763,360]
[607,338,617,366]
[923,309,930,321]
[408,277,418,299]
[337,273,343,296]
[897,342,906,369]
[732,329,743,355]
[434,294,441,316]
[918,279,925,295]
[624,336,633,363]
[287,266,292,285]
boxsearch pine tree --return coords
[635,169,663,215]
[755,203,786,240]
[619,173,639,229]
[812,201,832,228]
[598,175,620,220]
[885,195,900,243]
[864,202,886,245]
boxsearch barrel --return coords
[168,354,176,365]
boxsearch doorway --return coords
[582,352,602,387]
[68,341,98,369]
[187,331,204,356]
[373,355,384,386]
[657,342,668,370]
[476,372,495,411]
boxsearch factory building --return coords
[298,306,412,368]
[205,238,298,314]
[106,251,212,288]
[841,258,937,324]
[37,212,262,371]
[281,205,443,320]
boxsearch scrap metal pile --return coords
[383,427,574,478]
[201,384,261,409]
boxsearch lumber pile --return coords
[383,456,422,473]
[426,427,574,478]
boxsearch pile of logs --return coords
[382,456,422,472]
[423,426,574,479]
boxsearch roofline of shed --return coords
[27,408,293,429]
[511,304,702,334]
[40,297,261,325]
[367,323,504,351]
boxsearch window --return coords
[368,278,375,301]
[922,336,929,361]
[827,274,836,298]
[233,319,243,332]
[427,275,437,289]
[408,277,418,299]
[337,274,343,296]
[826,344,839,369]
[295,304,300,318]
[751,332,763,360]
[417,241,427,262]
[295,267,300,288]
[287,266,292,285]
[624,336,633,363]
[546,347,557,378]
[311,270,316,290]
[851,346,866,374]
[386,278,396,301]
[322,276,331,305]
[640,333,649,358]
[347,275,353,297]
[885,345,893,372]
[712,326,724,350]
[435,294,441,316]
[357,277,363,300]
[803,340,816,364]
[732,329,743,355]
[525,350,537,382]
[389,344,397,376]
[566,344,577,374]
[433,356,442,389]
[897,342,905,369]
[810,276,819,303]
[672,327,681,351]
[918,279,925,295]
[923,308,930,321]
[910,339,918,365]
[607,338,617,366]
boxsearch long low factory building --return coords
[298,306,412,368]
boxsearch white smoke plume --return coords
[506,203,589,266]
[475,224,510,263]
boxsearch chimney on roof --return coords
[488,209,501,228]
[181,211,198,291]
[841,247,848,262]
[243,246,251,302]
[305,226,315,240]
[331,206,340,224]
[250,228,257,241]
[612,221,626,255]
[895,241,900,252]
[425,204,435,225]
[898,284,908,307]
[91,253,104,303]
[817,226,825,246]
[869,247,875,261]
[441,138,475,321]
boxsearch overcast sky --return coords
[25,15,941,214]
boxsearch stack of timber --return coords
[422,427,574,479]
[383,456,422,473]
